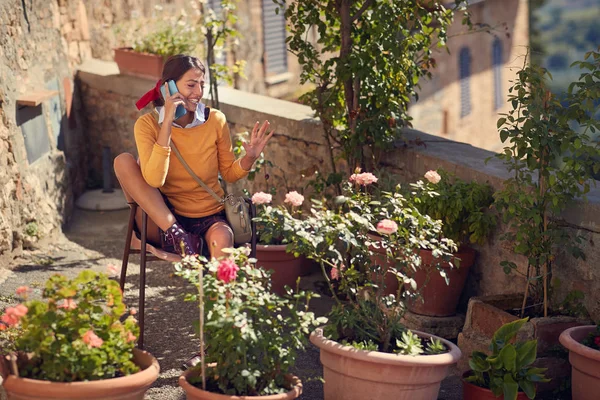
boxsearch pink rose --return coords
[216,259,240,284]
[330,266,340,280]
[251,192,273,205]
[349,172,378,186]
[284,191,304,207]
[82,330,103,348]
[58,298,77,310]
[16,286,30,297]
[376,219,398,235]
[107,264,120,277]
[130,308,137,315]
[424,170,441,184]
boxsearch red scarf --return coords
[135,80,162,110]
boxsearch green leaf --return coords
[498,345,517,372]
[497,118,507,129]
[492,318,528,353]
[519,379,536,399]
[516,340,537,369]
[503,374,519,400]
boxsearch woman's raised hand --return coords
[242,121,275,161]
[163,83,186,122]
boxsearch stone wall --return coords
[0,0,89,266]
[78,59,600,321]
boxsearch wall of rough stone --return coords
[0,0,89,266]
[78,60,600,321]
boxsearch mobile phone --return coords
[159,80,187,120]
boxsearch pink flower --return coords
[424,170,441,184]
[284,191,304,207]
[129,308,137,315]
[216,259,240,284]
[251,192,273,205]
[330,266,340,280]
[16,286,31,297]
[376,219,398,235]
[58,298,77,310]
[595,336,600,347]
[125,331,136,343]
[82,330,103,348]
[349,172,378,186]
[107,264,120,277]
[1,304,28,326]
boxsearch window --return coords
[492,38,503,110]
[459,47,471,118]
[262,0,288,76]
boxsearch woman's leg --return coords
[204,221,234,259]
[114,153,198,255]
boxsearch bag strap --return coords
[170,142,224,204]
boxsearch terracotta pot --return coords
[255,244,304,296]
[462,373,530,400]
[407,247,476,317]
[310,328,461,400]
[114,48,165,80]
[179,368,302,399]
[559,325,600,400]
[2,348,160,400]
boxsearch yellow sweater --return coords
[134,108,248,217]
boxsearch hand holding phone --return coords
[160,80,187,121]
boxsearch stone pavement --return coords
[0,208,463,400]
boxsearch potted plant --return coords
[409,168,496,317]
[559,323,600,400]
[0,270,159,399]
[271,171,461,400]
[463,318,549,400]
[174,248,325,399]
[251,190,308,295]
[113,10,201,80]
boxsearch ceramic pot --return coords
[310,328,461,400]
[407,247,475,317]
[114,48,165,80]
[1,348,160,400]
[462,373,530,400]
[255,244,304,295]
[559,325,600,400]
[179,368,302,399]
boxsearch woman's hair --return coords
[153,55,206,107]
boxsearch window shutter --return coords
[492,38,503,110]
[206,0,227,66]
[262,0,288,75]
[459,47,472,118]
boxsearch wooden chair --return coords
[119,199,257,348]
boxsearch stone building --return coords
[408,0,530,152]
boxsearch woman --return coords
[114,54,272,260]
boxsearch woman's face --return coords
[175,68,205,112]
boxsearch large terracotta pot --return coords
[114,47,165,80]
[559,325,600,400]
[407,247,476,317]
[310,328,461,400]
[2,348,160,400]
[255,244,304,296]
[462,373,530,400]
[179,368,302,399]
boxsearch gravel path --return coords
[0,208,462,400]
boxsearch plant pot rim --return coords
[179,368,302,399]
[113,47,165,57]
[2,348,160,396]
[559,325,600,361]
[310,328,461,366]
[256,244,290,251]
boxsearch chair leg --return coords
[138,210,148,350]
[120,203,137,292]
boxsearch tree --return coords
[276,0,472,191]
